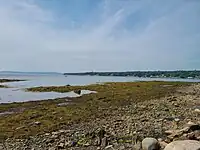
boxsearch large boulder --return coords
[164,140,200,150]
[142,138,159,150]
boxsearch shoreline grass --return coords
[0,81,192,139]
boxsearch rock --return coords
[46,138,55,144]
[194,109,200,113]
[197,136,200,140]
[0,144,4,150]
[165,130,183,140]
[57,143,65,148]
[57,103,69,106]
[188,124,200,132]
[180,127,190,133]
[83,143,90,147]
[71,141,77,147]
[74,90,81,95]
[59,129,67,133]
[119,145,126,150]
[101,137,108,147]
[177,123,200,137]
[187,132,196,140]
[48,147,56,150]
[167,133,180,140]
[45,133,50,136]
[164,140,200,150]
[174,118,180,122]
[165,130,174,135]
[51,134,58,139]
[194,130,200,138]
[159,141,168,149]
[142,138,159,150]
[133,142,142,150]
[94,137,101,146]
[157,138,163,142]
[52,131,60,135]
[97,128,106,138]
[185,130,200,140]
[187,121,196,126]
[105,145,114,149]
[34,121,41,125]
[15,126,25,130]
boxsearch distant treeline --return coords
[64,70,200,79]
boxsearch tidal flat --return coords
[0,81,190,139]
[2,81,200,150]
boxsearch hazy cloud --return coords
[0,0,200,72]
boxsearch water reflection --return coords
[0,88,96,104]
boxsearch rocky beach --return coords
[0,0,199,149]
[1,81,200,149]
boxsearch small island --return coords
[0,79,26,83]
[64,70,200,79]
[0,85,9,88]
[0,79,26,88]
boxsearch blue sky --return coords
[0,0,200,72]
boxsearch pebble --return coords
[133,142,142,150]
[105,145,114,149]
[174,118,180,122]
[34,121,41,125]
[195,109,200,113]
[187,121,196,126]
[101,137,108,147]
[45,133,50,136]
[57,142,64,148]
[159,141,168,148]
[119,145,125,150]
[52,131,60,135]
[165,130,174,135]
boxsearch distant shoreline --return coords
[0,71,62,76]
[64,70,200,79]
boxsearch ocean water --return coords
[0,74,200,103]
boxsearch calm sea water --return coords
[0,74,200,103]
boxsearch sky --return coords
[0,0,200,72]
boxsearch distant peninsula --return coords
[64,70,200,79]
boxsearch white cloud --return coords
[0,0,199,72]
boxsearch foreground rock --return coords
[164,122,200,142]
[164,140,200,150]
[142,138,159,150]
